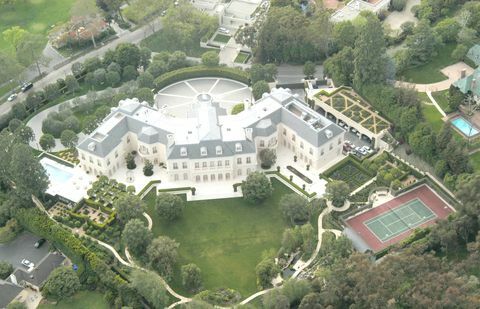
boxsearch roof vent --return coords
[325,129,333,139]
[88,142,96,151]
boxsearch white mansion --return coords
[77,88,345,182]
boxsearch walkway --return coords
[426,90,446,117]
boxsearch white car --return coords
[21,259,34,269]
[7,93,17,102]
[218,27,230,34]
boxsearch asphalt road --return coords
[0,232,49,270]
[0,18,163,117]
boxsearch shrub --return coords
[231,103,245,115]
[259,148,277,169]
[196,288,241,306]
[0,261,13,279]
[390,0,407,11]
[241,172,273,204]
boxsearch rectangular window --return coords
[107,159,111,166]
[97,160,101,167]
[246,157,251,164]
[202,162,207,168]
[259,140,265,147]
[183,173,188,180]
[218,160,222,167]
[338,138,342,145]
[153,146,157,153]
[182,162,188,169]
[115,151,118,158]
[173,163,178,169]
[127,136,130,143]
[174,174,179,181]
[237,158,242,164]
[309,147,313,155]
[300,142,304,149]
[195,162,200,169]
[329,143,333,150]
[225,160,230,166]
[292,134,296,141]
[89,156,93,163]
[210,161,215,167]
[283,128,286,136]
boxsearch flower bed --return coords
[323,157,374,190]
[286,166,313,184]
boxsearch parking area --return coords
[0,232,49,270]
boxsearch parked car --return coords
[21,259,34,268]
[34,238,46,248]
[218,27,230,34]
[7,93,17,101]
[21,82,33,92]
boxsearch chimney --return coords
[245,128,253,141]
[461,69,467,78]
[167,134,175,148]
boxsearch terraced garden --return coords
[323,157,374,190]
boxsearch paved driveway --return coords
[0,232,49,270]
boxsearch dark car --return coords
[21,82,33,92]
[34,238,46,248]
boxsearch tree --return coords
[60,130,78,148]
[201,51,219,67]
[167,51,188,71]
[146,60,167,78]
[249,64,266,84]
[155,193,185,221]
[263,290,289,309]
[408,123,436,163]
[93,68,106,86]
[2,26,27,51]
[106,70,121,87]
[143,159,154,176]
[353,14,387,88]
[241,172,273,204]
[147,236,179,280]
[181,263,202,292]
[122,219,152,256]
[281,226,303,253]
[39,133,55,151]
[436,122,453,152]
[11,122,34,144]
[0,52,23,85]
[451,44,469,61]
[282,279,311,306]
[64,116,81,133]
[115,43,141,68]
[405,21,440,66]
[324,47,354,86]
[259,148,276,169]
[390,0,406,11]
[41,267,81,300]
[303,61,316,79]
[130,270,169,309]
[44,83,60,102]
[135,88,154,106]
[114,194,145,226]
[325,180,350,207]
[15,33,48,76]
[10,143,49,206]
[7,302,27,309]
[0,261,13,279]
[252,80,270,100]
[263,63,278,82]
[448,85,464,111]
[332,21,356,51]
[434,18,460,43]
[256,258,279,289]
[65,75,80,94]
[280,193,310,225]
[125,152,136,169]
[122,65,138,81]
[137,72,154,89]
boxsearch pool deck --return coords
[344,184,454,252]
[450,115,480,138]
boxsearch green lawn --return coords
[470,152,480,172]
[141,31,214,58]
[144,178,292,296]
[213,34,231,44]
[399,43,457,84]
[421,104,444,132]
[432,90,451,113]
[38,290,109,309]
[0,0,75,54]
[234,52,250,64]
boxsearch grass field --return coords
[399,43,457,84]
[38,290,109,309]
[421,104,444,132]
[0,0,75,54]
[144,178,292,296]
[234,52,250,64]
[213,34,231,44]
[432,90,451,113]
[141,31,214,58]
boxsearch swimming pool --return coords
[451,117,479,137]
[43,163,74,183]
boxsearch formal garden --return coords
[143,178,293,296]
[322,156,374,190]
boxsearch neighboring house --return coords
[0,281,23,309]
[50,15,110,49]
[467,44,480,67]
[331,0,391,22]
[453,67,480,104]
[8,252,66,292]
[77,88,345,182]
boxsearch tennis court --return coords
[364,199,436,242]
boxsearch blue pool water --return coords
[451,117,479,137]
[44,163,73,183]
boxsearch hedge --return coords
[154,66,250,91]
[265,171,317,198]
[15,208,126,292]
[157,187,193,193]
[137,179,162,197]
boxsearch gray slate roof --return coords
[168,139,256,160]
[11,252,65,288]
[0,281,23,309]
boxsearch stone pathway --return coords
[426,90,446,117]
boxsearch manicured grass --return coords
[213,34,231,44]
[398,43,457,84]
[144,178,292,296]
[234,52,250,64]
[0,0,75,54]
[470,152,480,172]
[38,290,109,309]
[432,90,451,113]
[141,31,215,57]
[421,104,444,132]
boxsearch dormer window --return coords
[201,147,207,156]
[235,143,242,152]
[216,146,222,155]
[180,147,187,157]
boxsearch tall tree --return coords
[241,172,273,204]
[155,193,185,221]
[130,270,169,308]
[324,47,354,86]
[41,267,81,300]
[353,14,387,89]
[147,236,179,280]
[114,194,145,225]
[0,52,23,84]
[15,33,48,76]
[122,219,152,256]
[181,263,202,292]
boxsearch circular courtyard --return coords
[155,77,252,117]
